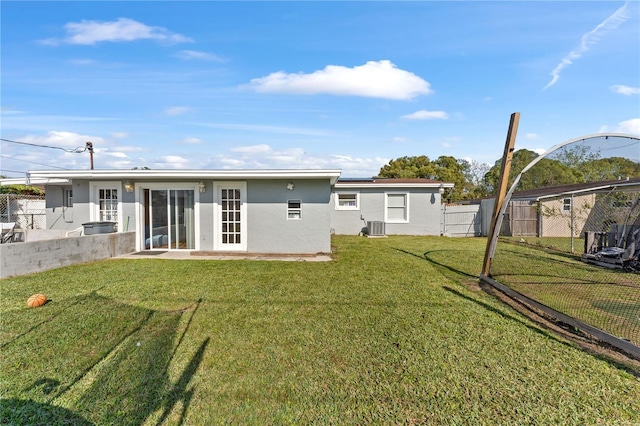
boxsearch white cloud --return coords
[100,151,129,159]
[0,107,25,114]
[543,3,630,90]
[245,60,432,100]
[611,84,640,95]
[615,118,640,135]
[206,144,387,176]
[114,145,145,153]
[525,133,539,140]
[401,110,448,120]
[153,155,191,169]
[175,50,225,62]
[230,144,272,154]
[2,132,103,173]
[41,18,193,46]
[218,158,246,168]
[69,59,96,66]
[599,118,640,135]
[393,136,408,143]
[105,160,134,169]
[22,131,106,150]
[177,137,203,145]
[165,106,191,116]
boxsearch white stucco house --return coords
[24,169,454,255]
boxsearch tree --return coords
[483,149,539,194]
[521,158,583,189]
[0,184,43,196]
[378,155,467,202]
[579,157,640,182]
[554,145,640,182]
[378,156,437,179]
[483,149,583,194]
[459,159,491,199]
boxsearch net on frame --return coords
[486,133,640,351]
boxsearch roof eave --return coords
[28,169,343,185]
[334,182,455,189]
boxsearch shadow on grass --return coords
[592,299,640,326]
[391,246,575,347]
[416,248,640,375]
[155,337,210,426]
[0,399,94,426]
[392,247,478,279]
[1,294,208,425]
[0,287,105,350]
[441,286,573,346]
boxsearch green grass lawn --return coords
[1,236,639,425]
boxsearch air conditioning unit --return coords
[367,221,385,236]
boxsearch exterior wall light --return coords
[438,184,445,194]
[124,181,134,192]
[199,181,206,193]
[287,182,295,191]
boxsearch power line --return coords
[0,155,68,170]
[0,138,88,153]
[0,169,28,175]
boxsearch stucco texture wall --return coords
[330,188,443,236]
[246,179,332,254]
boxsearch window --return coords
[336,193,359,210]
[90,182,122,230]
[562,198,572,212]
[221,188,242,244]
[98,188,118,221]
[64,189,73,207]
[386,193,409,222]
[288,200,302,220]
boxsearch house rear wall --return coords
[44,178,332,254]
[330,188,443,235]
[245,179,332,253]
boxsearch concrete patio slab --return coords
[117,251,332,262]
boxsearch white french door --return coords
[214,182,247,251]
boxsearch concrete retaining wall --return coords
[0,231,136,279]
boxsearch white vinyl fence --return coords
[443,204,482,237]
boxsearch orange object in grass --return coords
[27,294,47,308]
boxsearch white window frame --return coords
[63,188,73,208]
[562,198,572,212]
[90,181,123,231]
[385,192,410,223]
[335,192,360,210]
[287,199,302,220]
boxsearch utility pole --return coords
[86,142,94,170]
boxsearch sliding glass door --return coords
[170,190,195,249]
[143,188,195,250]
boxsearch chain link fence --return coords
[486,134,640,357]
[0,194,46,230]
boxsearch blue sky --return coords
[1,1,639,178]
